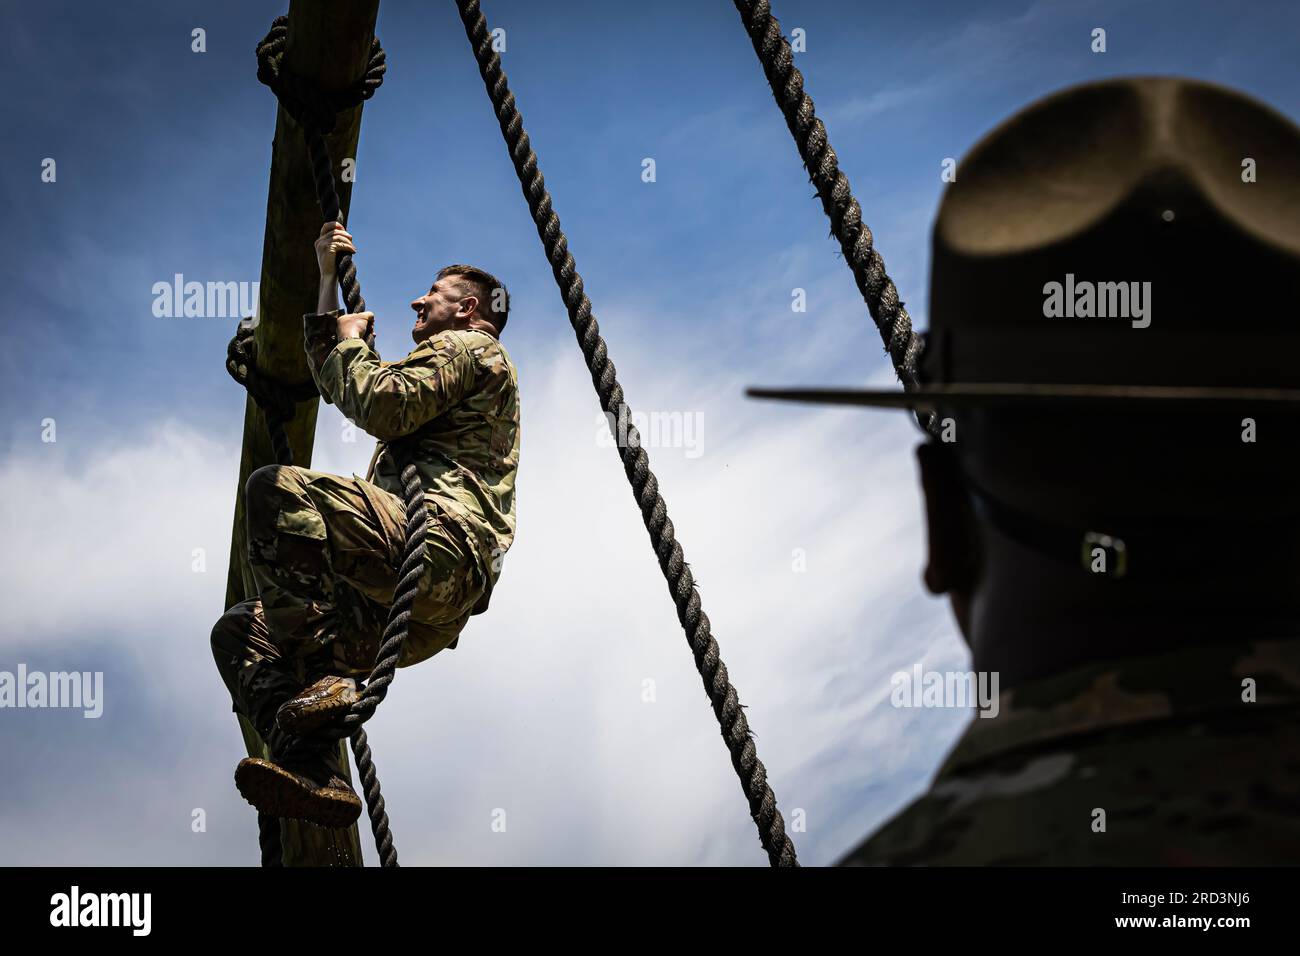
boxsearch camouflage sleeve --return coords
[303,310,344,404]
[314,327,474,441]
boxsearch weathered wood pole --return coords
[223,0,381,867]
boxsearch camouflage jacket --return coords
[304,310,520,610]
[841,637,1300,865]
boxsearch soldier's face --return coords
[410,277,477,344]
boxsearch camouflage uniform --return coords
[212,309,520,735]
[840,638,1300,865]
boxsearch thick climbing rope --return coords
[732,0,935,434]
[226,15,414,869]
[454,0,799,867]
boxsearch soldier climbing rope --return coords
[230,15,412,869]
[225,0,916,869]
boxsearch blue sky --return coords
[2,0,1298,865]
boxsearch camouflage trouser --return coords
[210,463,486,735]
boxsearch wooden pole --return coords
[223,0,381,867]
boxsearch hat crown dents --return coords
[924,76,1300,392]
[936,76,1300,259]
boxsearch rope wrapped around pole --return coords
[226,14,414,869]
[453,0,798,867]
[732,0,935,434]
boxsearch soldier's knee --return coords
[210,599,264,663]
[210,611,239,671]
[211,605,249,662]
[246,463,291,500]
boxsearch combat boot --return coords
[275,675,360,735]
[234,727,362,829]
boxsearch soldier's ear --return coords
[917,443,979,598]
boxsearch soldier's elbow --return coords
[366,422,407,442]
[364,411,417,442]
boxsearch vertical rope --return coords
[261,122,410,871]
[245,15,409,867]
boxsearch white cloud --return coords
[824,84,945,126]
[0,319,965,865]
[0,419,238,681]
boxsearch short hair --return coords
[436,264,510,334]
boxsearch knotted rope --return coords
[454,0,799,867]
[225,15,414,869]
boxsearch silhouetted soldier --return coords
[752,76,1300,864]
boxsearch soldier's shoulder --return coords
[403,329,467,367]
[841,638,1300,865]
[451,329,517,382]
[939,637,1300,778]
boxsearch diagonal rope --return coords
[454,0,798,867]
[732,0,935,433]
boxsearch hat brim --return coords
[745,383,1300,411]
